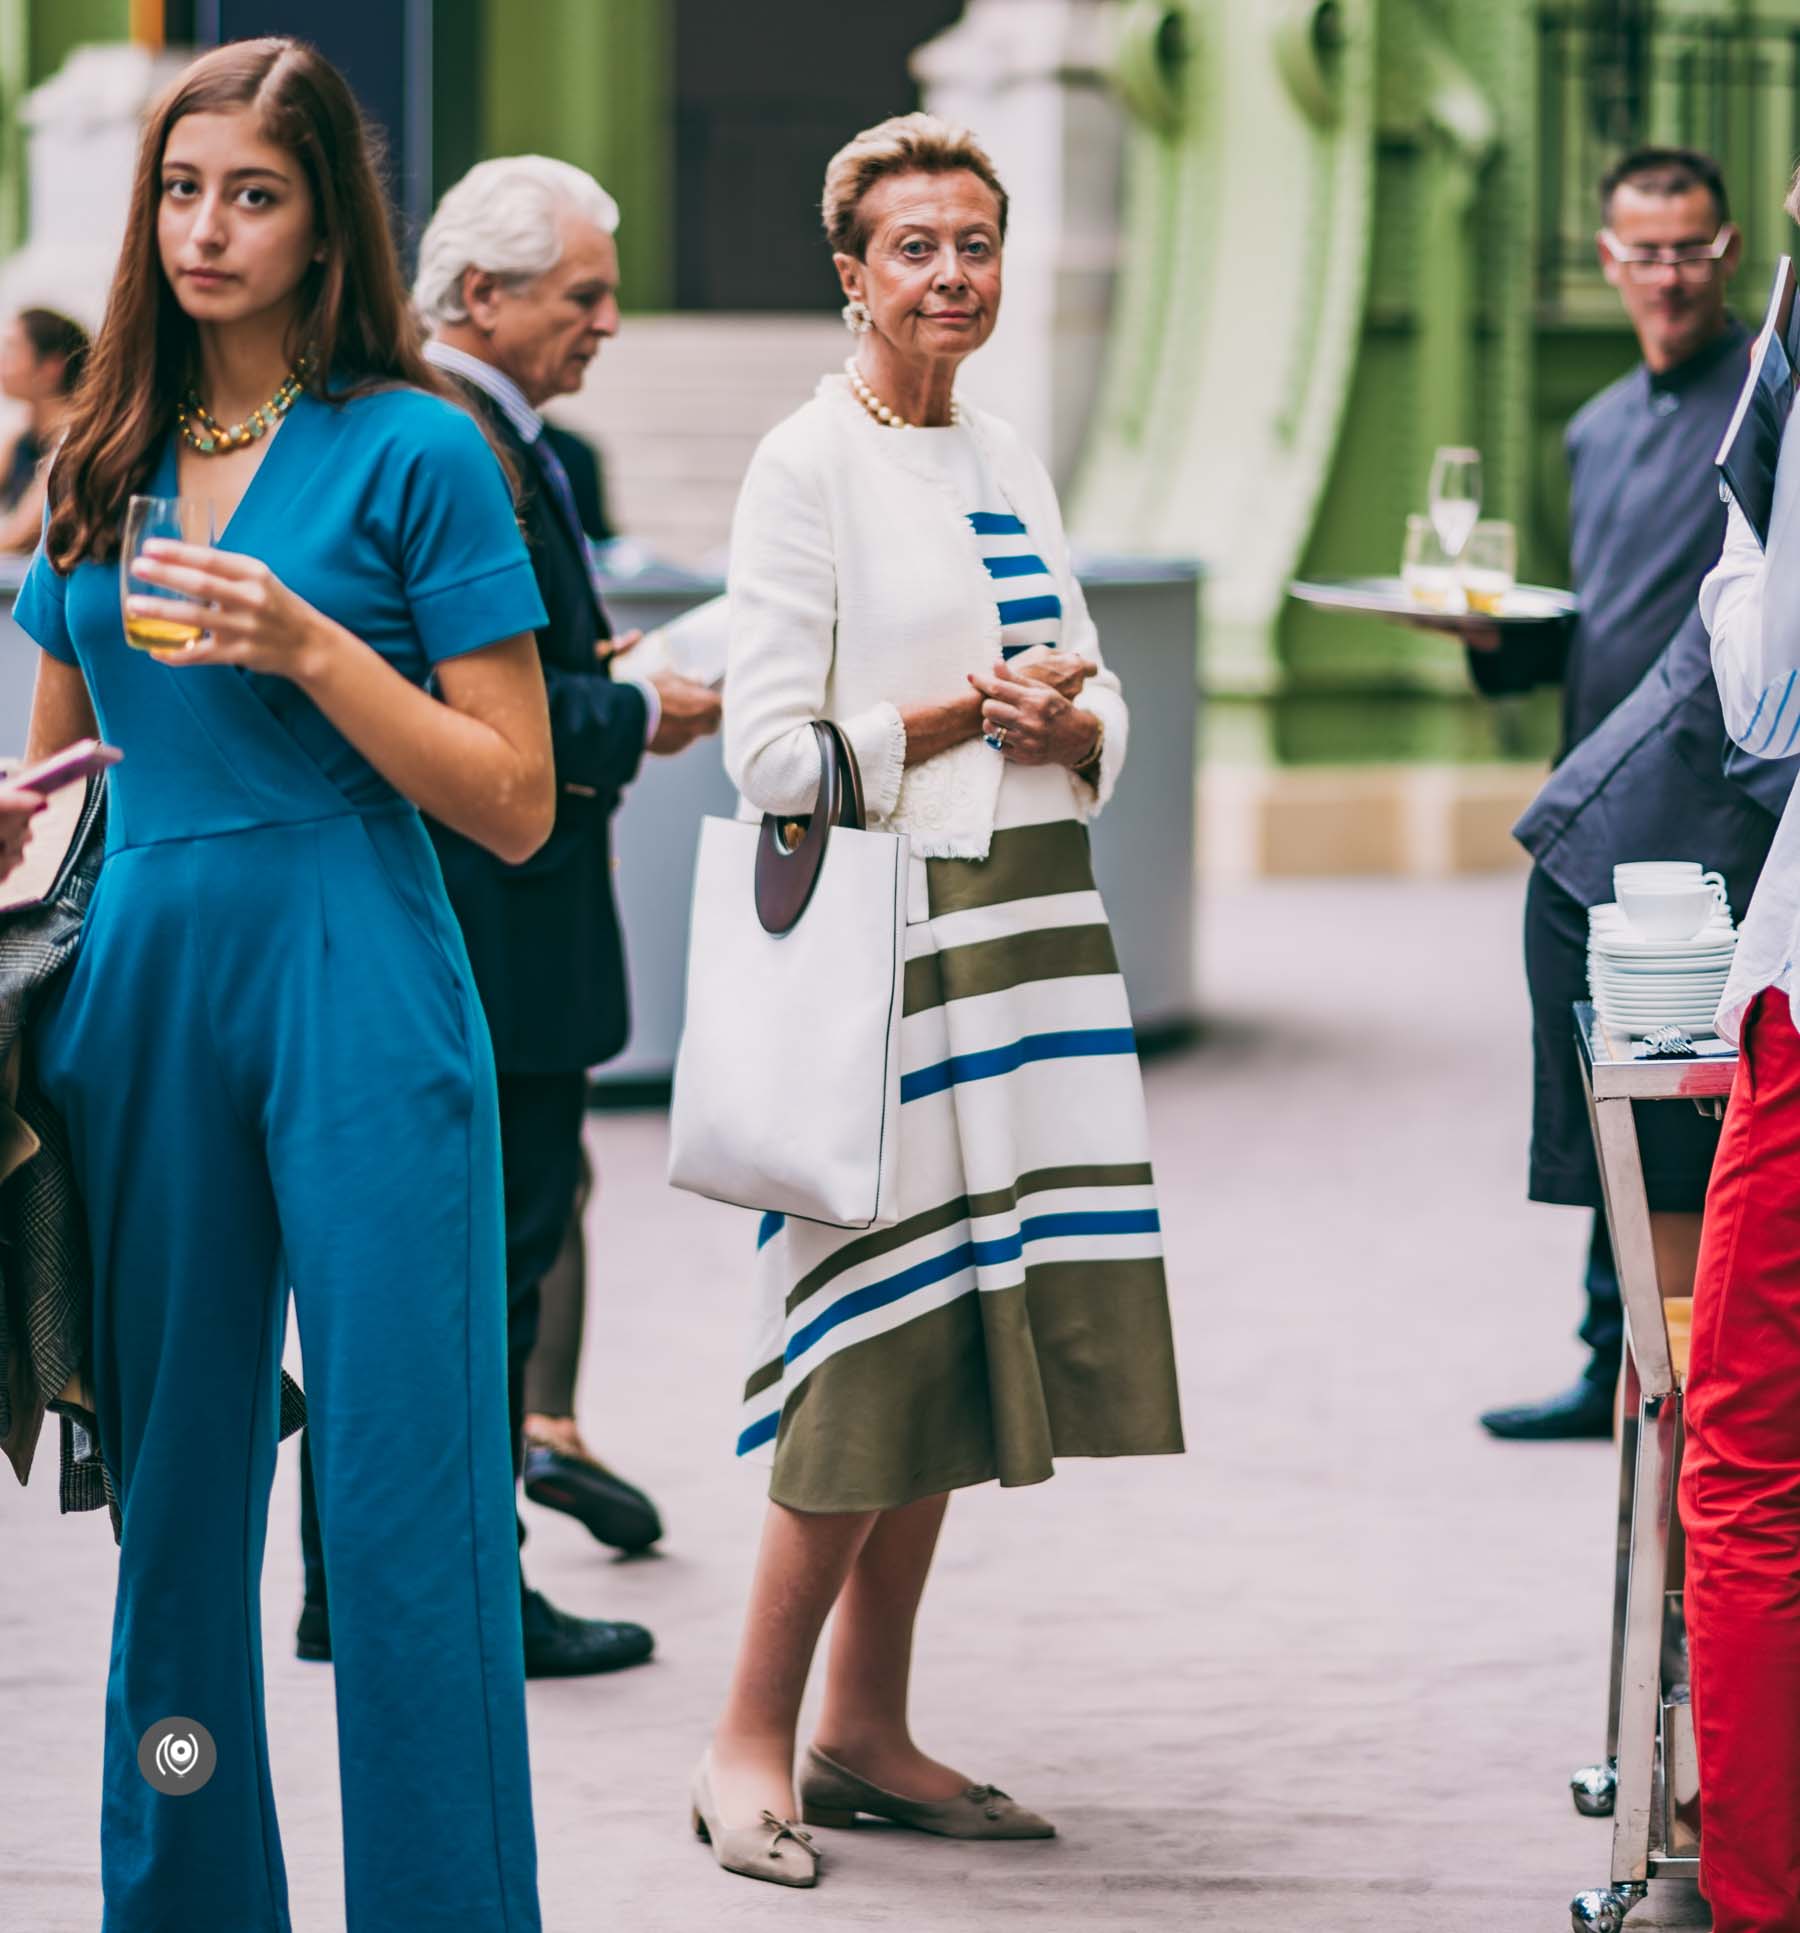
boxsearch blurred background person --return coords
[0,307,88,551]
[505,344,653,1543]
[475,305,651,1546]
[1459,148,1793,1440]
[518,1146,668,1549]
[691,113,1182,1891]
[296,153,719,1677]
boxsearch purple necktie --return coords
[528,433,608,611]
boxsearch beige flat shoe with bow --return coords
[798,1744,1056,1839]
[690,1754,820,1888]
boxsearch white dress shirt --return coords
[421,340,659,747]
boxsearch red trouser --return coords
[1682,988,1800,1930]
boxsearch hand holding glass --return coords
[121,496,215,653]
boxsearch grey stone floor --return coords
[0,875,1710,1930]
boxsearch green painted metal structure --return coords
[27,0,126,82]
[0,0,26,259]
[1075,0,1800,765]
[475,0,674,307]
[0,0,676,306]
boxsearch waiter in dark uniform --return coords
[297,156,720,1674]
[1470,147,1797,1439]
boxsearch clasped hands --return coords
[968,646,1101,767]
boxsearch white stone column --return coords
[912,0,1126,485]
[0,43,192,332]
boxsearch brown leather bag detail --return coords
[755,720,867,935]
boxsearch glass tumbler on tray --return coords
[1401,514,1456,608]
[1460,519,1517,615]
[120,495,214,652]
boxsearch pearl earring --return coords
[842,298,873,336]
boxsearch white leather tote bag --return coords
[668,721,908,1229]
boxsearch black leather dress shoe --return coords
[522,1445,664,1554]
[521,1586,655,1679]
[1479,1379,1615,1441]
[296,1597,332,1662]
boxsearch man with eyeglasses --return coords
[1468,147,1799,1441]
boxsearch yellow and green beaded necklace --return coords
[177,356,310,456]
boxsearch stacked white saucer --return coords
[1588,862,1738,1039]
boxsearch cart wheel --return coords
[1570,1760,1618,1817]
[1570,1884,1644,1931]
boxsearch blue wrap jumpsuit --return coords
[15,387,548,1933]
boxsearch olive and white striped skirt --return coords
[736,765,1185,1513]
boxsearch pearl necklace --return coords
[178,355,310,455]
[844,358,962,430]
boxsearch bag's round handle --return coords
[755,720,866,934]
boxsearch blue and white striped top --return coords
[917,425,1063,658]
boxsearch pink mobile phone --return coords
[8,738,123,796]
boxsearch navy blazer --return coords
[1513,606,1798,921]
[427,383,649,1075]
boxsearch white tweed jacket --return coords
[723,374,1128,860]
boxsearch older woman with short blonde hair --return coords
[688,113,1185,1891]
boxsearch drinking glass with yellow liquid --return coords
[1401,514,1456,608]
[121,495,214,652]
[1460,519,1518,615]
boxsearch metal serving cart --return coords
[1567,1002,1737,1931]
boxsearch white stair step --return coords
[546,314,845,568]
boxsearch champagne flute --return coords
[120,495,214,653]
[1427,446,1483,561]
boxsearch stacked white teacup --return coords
[1588,861,1738,1038]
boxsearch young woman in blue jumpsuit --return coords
[18,42,553,1932]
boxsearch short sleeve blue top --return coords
[14,386,547,822]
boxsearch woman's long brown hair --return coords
[48,37,445,569]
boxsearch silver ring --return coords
[986,727,1007,751]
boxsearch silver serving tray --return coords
[1289,574,1578,633]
